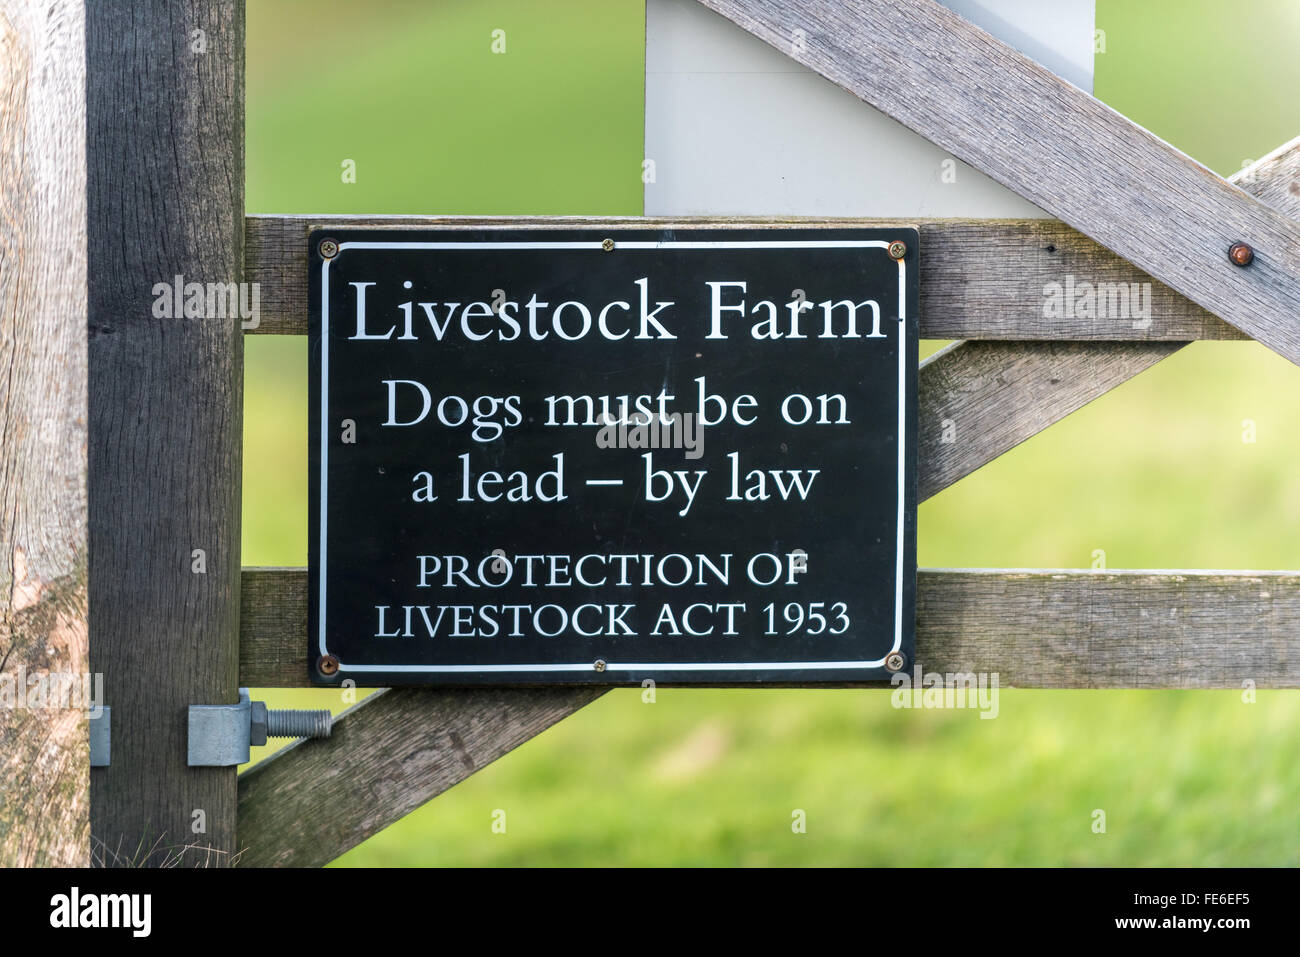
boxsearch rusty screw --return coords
[887,241,908,261]
[1228,242,1254,267]
[593,658,608,672]
[317,654,341,677]
[318,238,339,259]
[884,652,906,672]
[601,238,615,252]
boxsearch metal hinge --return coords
[187,689,333,767]
[90,707,111,767]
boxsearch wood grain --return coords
[238,565,1299,865]
[238,567,1300,690]
[918,340,1183,502]
[1238,135,1300,217]
[917,569,1300,689]
[88,2,244,868]
[915,141,1300,499]
[694,0,1300,364]
[236,685,606,867]
[0,0,89,868]
[244,214,1242,340]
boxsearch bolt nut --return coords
[249,700,269,747]
[317,654,341,677]
[887,240,908,261]
[318,238,339,259]
[601,238,615,252]
[593,658,607,672]
[884,652,906,672]
[1228,242,1254,267]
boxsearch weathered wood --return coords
[0,0,89,868]
[915,141,1300,498]
[918,569,1300,688]
[236,140,1300,869]
[240,568,304,694]
[244,214,1242,340]
[919,219,1240,341]
[88,2,244,868]
[234,567,1299,865]
[694,0,1300,364]
[918,340,1183,501]
[1239,135,1300,217]
[236,685,606,867]
[238,567,1300,690]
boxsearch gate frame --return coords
[233,0,1300,862]
[3,0,1295,868]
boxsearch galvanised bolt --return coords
[887,241,907,261]
[249,698,332,747]
[885,652,906,672]
[318,238,339,259]
[1228,242,1254,267]
[267,708,332,740]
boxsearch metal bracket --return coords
[188,689,257,767]
[188,688,332,767]
[90,707,111,767]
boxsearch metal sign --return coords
[308,226,917,685]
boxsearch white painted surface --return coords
[645,0,1095,216]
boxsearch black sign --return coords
[309,227,917,685]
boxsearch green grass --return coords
[246,0,644,215]
[242,0,1300,865]
[325,689,1300,867]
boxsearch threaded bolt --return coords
[266,709,333,739]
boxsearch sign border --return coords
[312,233,913,680]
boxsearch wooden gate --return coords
[2,0,1296,867]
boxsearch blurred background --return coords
[243,0,1300,865]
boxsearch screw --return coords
[1228,242,1254,267]
[318,238,339,259]
[593,659,607,672]
[885,652,906,672]
[317,654,340,677]
[887,240,907,260]
[601,238,615,252]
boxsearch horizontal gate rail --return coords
[239,567,1300,690]
[245,214,1247,341]
[238,564,1300,866]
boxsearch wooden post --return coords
[0,0,89,868]
[88,1,244,867]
